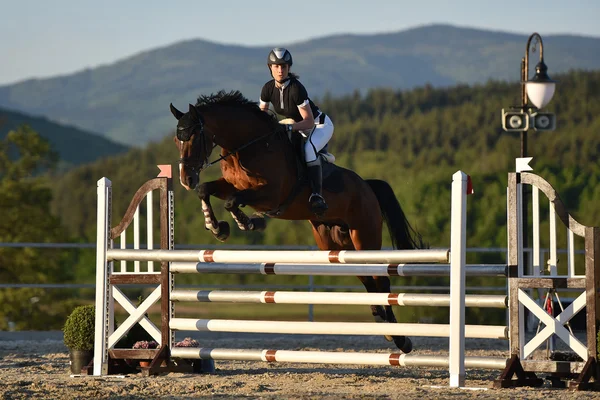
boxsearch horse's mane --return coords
[195,90,279,128]
[195,90,256,108]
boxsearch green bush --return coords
[63,305,95,350]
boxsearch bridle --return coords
[177,119,279,173]
[177,121,212,172]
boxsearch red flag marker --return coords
[157,164,172,178]
[466,175,474,195]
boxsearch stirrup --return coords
[309,193,328,213]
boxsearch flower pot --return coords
[139,360,152,368]
[69,349,93,374]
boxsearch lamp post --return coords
[502,32,556,276]
[519,32,557,158]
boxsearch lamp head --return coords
[524,59,556,109]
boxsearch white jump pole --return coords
[170,289,507,308]
[169,262,506,276]
[169,318,507,339]
[93,178,111,376]
[107,248,450,264]
[449,171,469,388]
[170,347,508,370]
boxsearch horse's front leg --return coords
[223,189,268,232]
[196,178,237,242]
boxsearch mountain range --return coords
[1,24,599,148]
[0,108,128,169]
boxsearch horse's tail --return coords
[366,179,425,250]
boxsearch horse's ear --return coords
[170,103,184,120]
[188,103,200,120]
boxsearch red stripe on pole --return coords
[388,293,399,305]
[203,250,215,262]
[328,251,341,263]
[389,354,400,366]
[265,350,277,362]
[264,292,276,303]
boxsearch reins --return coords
[202,129,277,171]
[179,125,279,173]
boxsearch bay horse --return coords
[170,90,423,353]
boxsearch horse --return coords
[170,90,423,353]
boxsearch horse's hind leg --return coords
[223,190,267,232]
[311,221,412,353]
[228,206,267,232]
[372,276,413,354]
[350,228,413,354]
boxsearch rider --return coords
[259,47,333,215]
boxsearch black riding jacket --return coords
[260,77,320,122]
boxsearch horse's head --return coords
[170,103,213,190]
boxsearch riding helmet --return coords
[267,48,293,66]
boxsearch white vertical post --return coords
[516,175,526,358]
[94,178,111,376]
[567,229,575,277]
[147,191,154,272]
[548,203,558,353]
[119,231,126,272]
[168,184,175,348]
[449,171,467,388]
[549,203,557,275]
[532,187,540,276]
[134,206,140,272]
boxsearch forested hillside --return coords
[0,107,129,170]
[51,69,600,253]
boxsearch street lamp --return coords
[502,32,557,157]
[520,32,556,157]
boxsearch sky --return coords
[1,0,599,85]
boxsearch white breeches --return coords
[303,114,334,163]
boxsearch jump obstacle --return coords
[91,163,600,390]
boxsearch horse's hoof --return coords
[215,221,230,242]
[250,215,267,231]
[393,336,413,354]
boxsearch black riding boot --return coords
[307,162,328,215]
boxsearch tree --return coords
[0,125,75,330]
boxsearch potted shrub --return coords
[63,305,95,374]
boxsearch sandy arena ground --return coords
[0,331,598,399]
